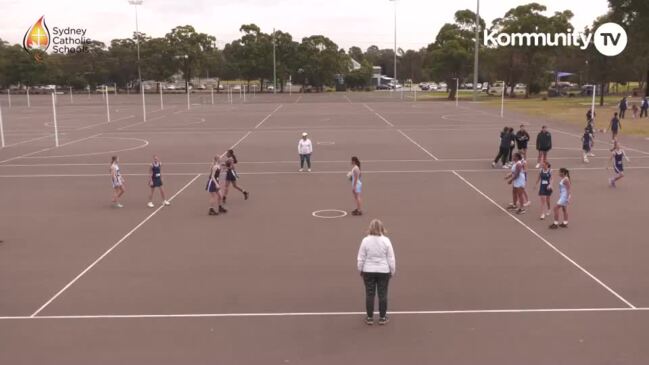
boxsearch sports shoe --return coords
[208,208,219,216]
[147,202,155,208]
[516,208,526,215]
[308,168,311,172]
[243,191,249,200]
[524,201,531,207]
[114,203,124,208]
[491,162,496,168]
[559,223,568,228]
[219,205,228,213]
[549,223,559,229]
[378,317,389,325]
[540,213,546,220]
[365,317,374,326]
[502,165,509,169]
[588,152,595,157]
[163,200,171,206]
[506,203,518,210]
[299,168,304,172]
[535,163,540,169]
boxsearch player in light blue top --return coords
[349,156,363,216]
[549,168,571,229]
[505,152,527,215]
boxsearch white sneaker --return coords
[535,163,540,169]
[524,201,531,207]
[588,152,595,157]
[308,168,311,172]
[491,162,496,168]
[163,200,171,206]
[147,202,155,208]
[584,157,589,163]
[114,203,124,208]
[540,213,546,220]
[299,168,303,172]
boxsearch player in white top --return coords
[110,156,125,208]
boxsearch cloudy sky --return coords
[2,0,610,51]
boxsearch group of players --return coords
[109,149,249,215]
[494,108,632,229]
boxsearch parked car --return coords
[376,84,392,90]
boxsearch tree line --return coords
[0,1,646,99]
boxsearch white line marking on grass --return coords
[397,129,439,160]
[451,170,636,309]
[254,104,283,129]
[2,307,646,320]
[30,173,202,317]
[0,133,103,164]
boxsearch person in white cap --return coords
[298,132,313,172]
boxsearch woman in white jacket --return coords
[357,219,396,325]
[297,132,313,172]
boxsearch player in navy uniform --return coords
[607,112,622,141]
[147,155,170,208]
[581,128,593,163]
[206,156,227,215]
[608,141,630,188]
[221,149,249,204]
[534,161,553,220]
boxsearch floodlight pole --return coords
[26,87,31,108]
[472,0,480,101]
[389,0,397,86]
[105,86,111,122]
[273,28,277,94]
[159,82,164,110]
[69,86,73,104]
[129,0,146,121]
[7,89,11,108]
[500,83,505,118]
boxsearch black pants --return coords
[641,108,648,118]
[299,154,311,169]
[494,147,509,165]
[362,272,390,318]
[620,109,626,118]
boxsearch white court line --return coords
[8,165,649,178]
[0,159,435,167]
[552,127,649,156]
[0,133,102,164]
[397,129,439,161]
[343,94,353,104]
[451,170,636,309]
[362,103,394,127]
[294,95,303,104]
[76,114,135,131]
[117,114,167,131]
[254,104,283,129]
[2,307,647,320]
[30,173,202,317]
[20,137,149,159]
[4,133,54,147]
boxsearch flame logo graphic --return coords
[23,16,51,61]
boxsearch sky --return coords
[2,0,610,51]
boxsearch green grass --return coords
[476,95,649,137]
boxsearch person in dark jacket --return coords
[641,97,648,118]
[515,124,530,159]
[619,97,627,119]
[535,126,552,169]
[608,112,621,141]
[492,127,513,168]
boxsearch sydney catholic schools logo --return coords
[484,22,628,57]
[23,16,50,62]
[23,16,91,62]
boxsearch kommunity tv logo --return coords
[484,22,628,57]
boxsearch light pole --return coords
[390,0,397,86]
[472,0,480,101]
[128,0,146,121]
[272,28,277,94]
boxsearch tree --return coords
[165,25,216,87]
[297,35,347,90]
[609,0,649,96]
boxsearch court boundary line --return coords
[0,133,103,164]
[362,103,394,127]
[29,174,203,317]
[451,170,636,309]
[397,129,440,161]
[7,165,649,178]
[3,307,649,320]
[254,104,283,129]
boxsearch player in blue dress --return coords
[110,155,125,208]
[608,141,630,188]
[221,149,249,204]
[206,156,227,216]
[549,168,571,229]
[534,161,553,220]
[147,155,170,208]
[581,128,593,163]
